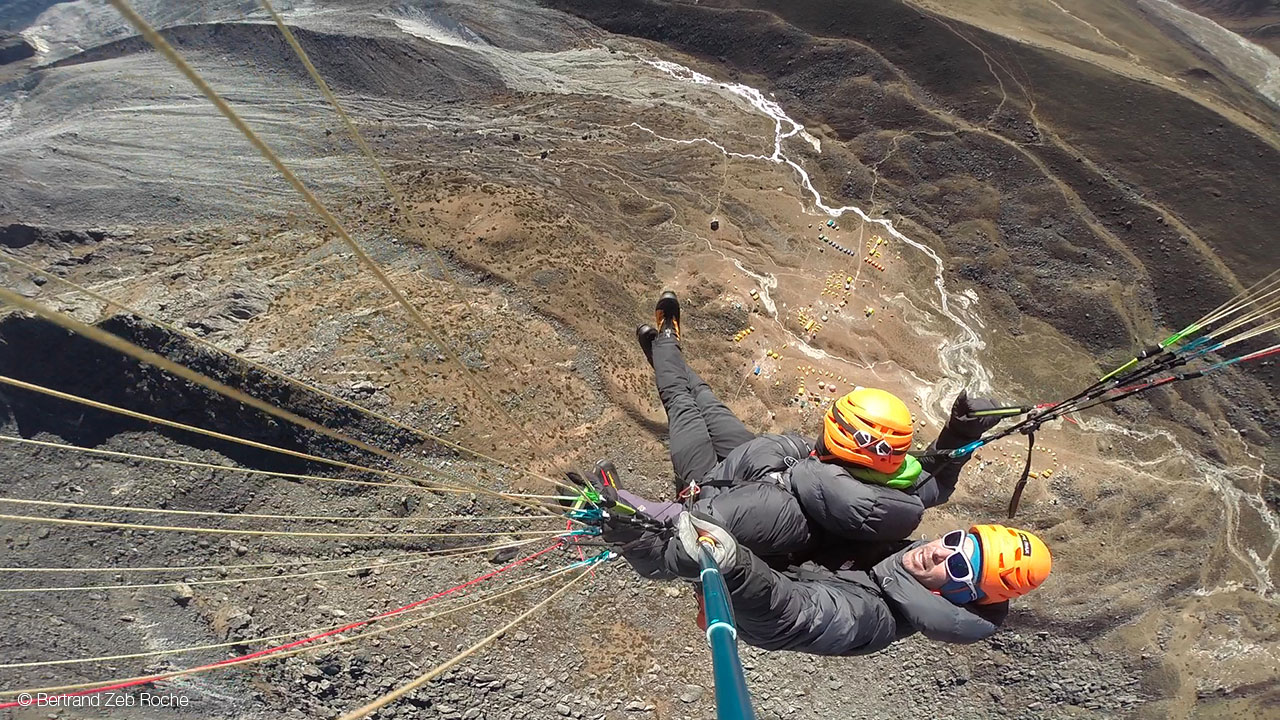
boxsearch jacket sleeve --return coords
[718,550,900,656]
[619,482,816,580]
[913,446,964,508]
[914,423,983,508]
[617,532,695,581]
[701,433,814,488]
[789,460,926,541]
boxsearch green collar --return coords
[849,454,922,490]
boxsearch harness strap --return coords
[1007,430,1036,518]
[696,435,808,491]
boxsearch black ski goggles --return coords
[855,425,896,453]
[833,414,907,457]
[852,429,894,456]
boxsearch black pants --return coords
[652,334,754,488]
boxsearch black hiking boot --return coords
[636,324,657,365]
[655,290,681,340]
[559,470,591,508]
[591,459,622,507]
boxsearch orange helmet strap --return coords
[832,411,879,446]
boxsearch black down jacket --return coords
[722,540,1009,655]
[623,429,977,579]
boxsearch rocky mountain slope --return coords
[0,1,1276,718]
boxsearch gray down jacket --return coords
[721,540,1009,655]
[622,430,977,579]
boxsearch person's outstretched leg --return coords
[652,332,716,491]
[643,290,752,465]
[684,362,754,458]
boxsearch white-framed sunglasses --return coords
[941,529,977,598]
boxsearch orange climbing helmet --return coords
[820,387,913,474]
[970,524,1052,605]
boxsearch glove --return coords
[674,511,737,567]
[600,512,649,545]
[942,390,1001,439]
[932,390,1002,453]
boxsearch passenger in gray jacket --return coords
[626,291,1002,576]
[653,512,1053,655]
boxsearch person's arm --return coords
[614,532,695,580]
[916,391,1001,508]
[616,482,815,580]
[789,461,926,541]
[914,450,964,508]
[718,547,900,656]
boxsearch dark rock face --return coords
[0,32,35,65]
[0,313,421,473]
[0,223,107,249]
